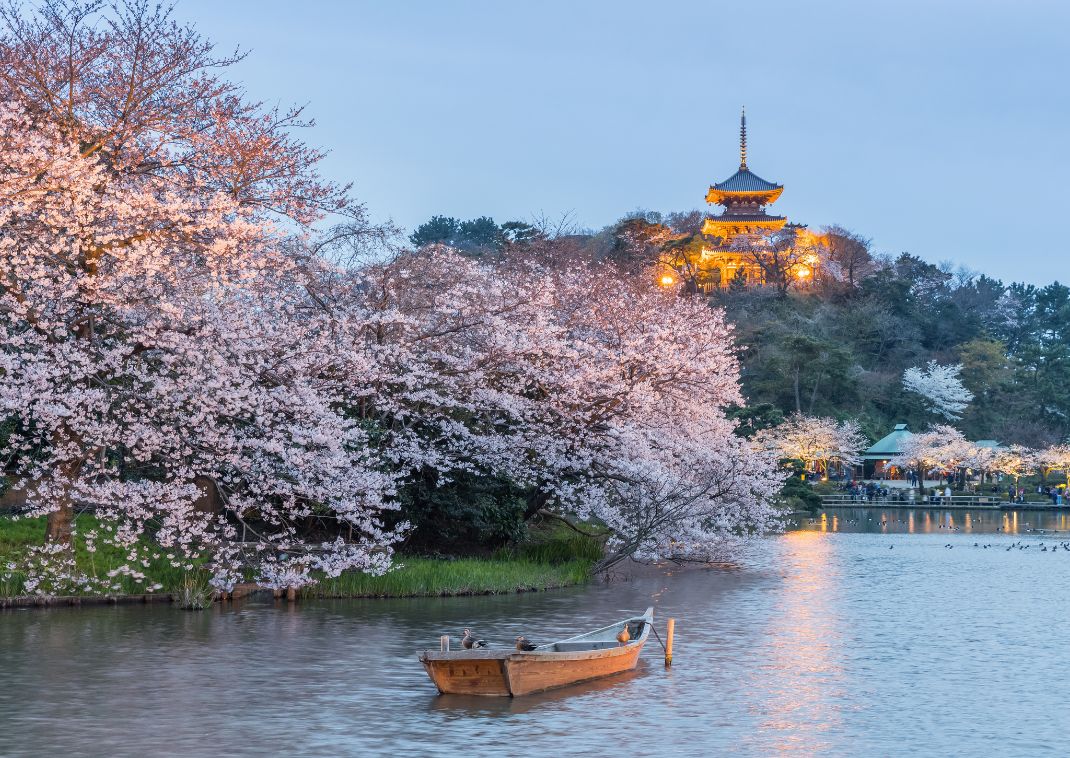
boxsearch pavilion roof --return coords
[863,423,912,460]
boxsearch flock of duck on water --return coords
[805,514,1070,553]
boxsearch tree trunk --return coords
[524,488,551,521]
[807,372,822,414]
[192,475,222,514]
[792,367,802,414]
[44,442,82,545]
[45,496,74,544]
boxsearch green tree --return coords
[410,215,460,247]
[457,216,503,252]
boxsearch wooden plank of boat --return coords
[419,607,654,697]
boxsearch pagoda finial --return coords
[740,106,748,169]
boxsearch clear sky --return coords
[182,0,1067,284]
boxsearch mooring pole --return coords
[440,635,450,652]
[665,618,675,667]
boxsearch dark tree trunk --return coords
[192,475,222,514]
[524,489,551,521]
[44,437,82,545]
[45,497,74,544]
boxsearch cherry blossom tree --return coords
[991,445,1036,491]
[761,414,867,478]
[902,361,974,420]
[1036,445,1070,488]
[890,425,973,486]
[0,1,786,595]
[0,1,401,593]
[731,229,822,296]
[347,247,785,571]
[963,443,999,484]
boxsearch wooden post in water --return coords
[440,635,450,652]
[665,618,675,667]
[286,586,296,603]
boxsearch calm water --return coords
[3,507,1070,757]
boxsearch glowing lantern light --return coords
[795,265,811,279]
[660,274,675,286]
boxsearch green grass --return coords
[0,514,205,598]
[305,556,592,599]
[2,514,602,601]
[307,524,603,599]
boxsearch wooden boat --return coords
[419,607,653,697]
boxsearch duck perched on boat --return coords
[515,635,538,651]
[462,628,488,649]
[616,625,631,646]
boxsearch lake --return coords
[2,507,1070,757]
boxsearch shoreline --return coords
[818,502,1067,511]
[0,557,596,611]
[0,557,739,611]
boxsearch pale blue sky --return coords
[182,0,1067,284]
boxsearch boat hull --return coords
[421,642,647,696]
[506,643,645,696]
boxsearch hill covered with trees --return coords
[411,212,1070,447]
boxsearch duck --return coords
[616,625,631,646]
[462,628,488,649]
[515,636,537,651]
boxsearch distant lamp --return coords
[660,274,675,286]
[795,265,811,279]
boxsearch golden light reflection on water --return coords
[747,530,845,754]
[797,506,1070,536]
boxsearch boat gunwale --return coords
[419,607,654,663]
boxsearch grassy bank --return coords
[0,515,600,603]
[0,515,195,598]
[305,556,592,599]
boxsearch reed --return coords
[304,556,592,599]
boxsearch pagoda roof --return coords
[702,215,787,237]
[712,167,782,194]
[706,213,786,223]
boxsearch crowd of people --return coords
[832,479,1066,505]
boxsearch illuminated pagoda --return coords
[694,108,805,289]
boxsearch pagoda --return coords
[693,109,798,288]
[701,109,787,241]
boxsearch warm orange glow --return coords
[660,274,675,286]
[795,265,811,279]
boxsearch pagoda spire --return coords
[739,106,747,169]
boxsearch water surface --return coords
[2,508,1069,757]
